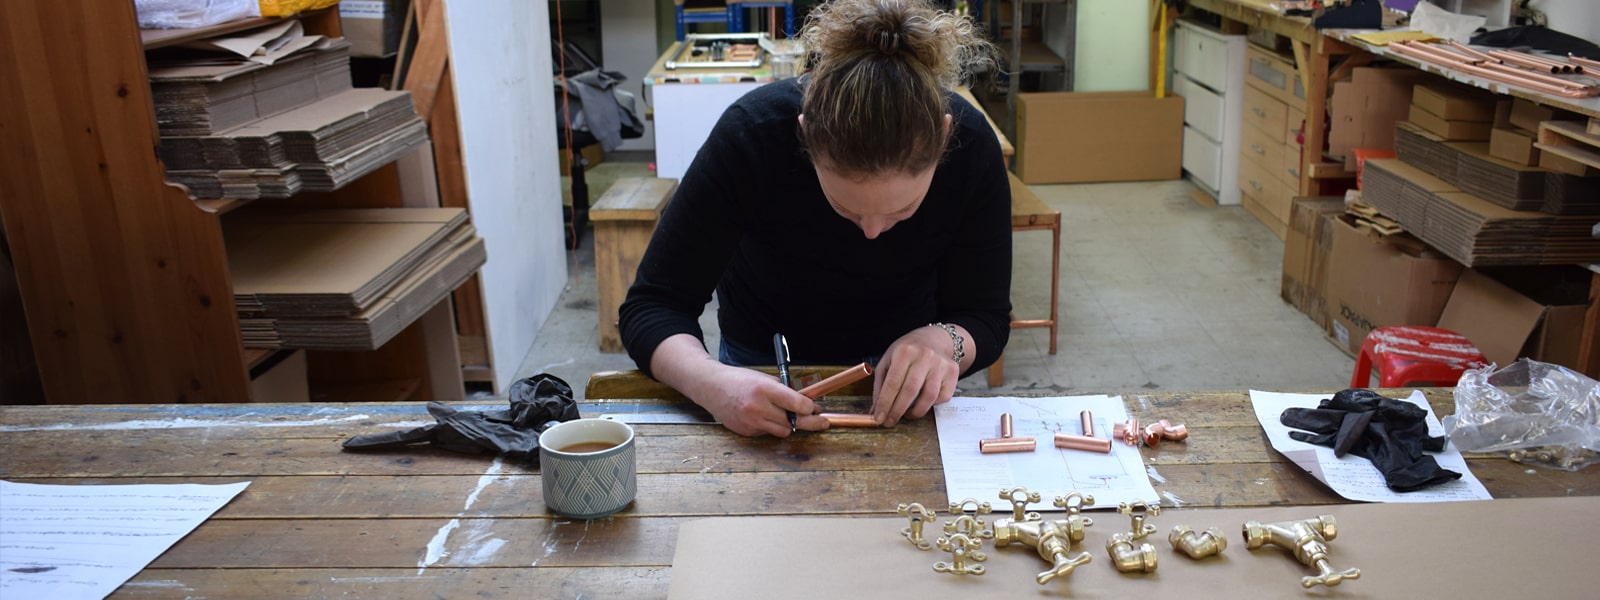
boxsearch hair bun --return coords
[875,29,902,55]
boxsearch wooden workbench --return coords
[4,388,1597,597]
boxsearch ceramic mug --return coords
[539,418,636,519]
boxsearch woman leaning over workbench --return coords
[618,0,1011,437]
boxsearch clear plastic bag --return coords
[135,0,259,29]
[1443,359,1600,470]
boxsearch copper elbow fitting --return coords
[1142,419,1189,446]
[1053,433,1111,453]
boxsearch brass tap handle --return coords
[897,502,938,551]
[999,487,1042,522]
[1168,525,1227,559]
[933,533,987,576]
[1105,532,1159,573]
[1117,501,1159,540]
[1242,516,1358,588]
[942,514,994,540]
[1035,520,1091,584]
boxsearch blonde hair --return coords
[798,0,994,176]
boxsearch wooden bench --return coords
[592,177,677,353]
[989,172,1061,387]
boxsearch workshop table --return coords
[3,389,1596,598]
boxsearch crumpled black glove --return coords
[341,373,581,464]
[1280,389,1461,492]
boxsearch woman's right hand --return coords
[649,334,828,437]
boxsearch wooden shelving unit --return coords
[0,1,465,403]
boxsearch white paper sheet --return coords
[1249,390,1491,502]
[0,480,251,600]
[934,395,1159,511]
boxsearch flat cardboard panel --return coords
[1016,92,1184,185]
[1508,97,1555,132]
[668,497,1600,599]
[1326,214,1463,354]
[1489,126,1539,165]
[1436,269,1546,367]
[1328,67,1432,163]
[1411,83,1497,122]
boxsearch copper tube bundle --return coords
[1388,41,1598,98]
[979,412,1037,454]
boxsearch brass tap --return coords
[999,486,1042,522]
[992,517,1093,584]
[933,532,986,576]
[896,502,937,550]
[1105,532,1159,573]
[1169,525,1227,559]
[1243,515,1360,588]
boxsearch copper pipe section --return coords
[1079,410,1094,437]
[1488,49,1564,73]
[797,362,873,399]
[1392,40,1475,64]
[1443,40,1494,63]
[1054,433,1112,453]
[1484,61,1589,88]
[1502,49,1576,73]
[1570,54,1600,71]
[1389,42,1598,97]
[1142,419,1190,446]
[979,437,1038,454]
[820,413,878,427]
[1000,413,1014,439]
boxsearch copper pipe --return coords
[1443,40,1494,63]
[1111,418,1141,446]
[1503,49,1576,73]
[1392,40,1474,64]
[979,437,1037,454]
[1483,62,1590,90]
[1390,42,1598,97]
[797,362,873,399]
[1054,433,1112,453]
[1000,413,1014,439]
[1079,410,1094,437]
[1569,55,1600,71]
[1488,50,1563,74]
[820,413,878,427]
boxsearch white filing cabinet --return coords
[1174,20,1246,205]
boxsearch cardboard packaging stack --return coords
[150,32,426,199]
[227,208,486,351]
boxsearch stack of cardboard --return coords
[163,88,427,199]
[1405,82,1497,142]
[227,208,487,350]
[1393,123,1548,211]
[148,39,353,137]
[1362,158,1600,266]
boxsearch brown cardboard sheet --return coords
[668,497,1600,599]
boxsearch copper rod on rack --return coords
[797,362,873,399]
[1505,49,1577,73]
[1488,50,1563,74]
[1393,40,1475,64]
[1443,40,1494,62]
[1483,61,1590,90]
[820,413,878,427]
[1569,54,1600,71]
[1390,42,1598,97]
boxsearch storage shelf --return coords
[140,8,335,50]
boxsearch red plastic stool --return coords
[1351,326,1489,388]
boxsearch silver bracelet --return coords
[930,323,965,364]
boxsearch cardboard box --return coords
[1508,98,1556,132]
[1437,268,1590,369]
[1540,149,1600,177]
[1411,83,1498,122]
[1329,67,1433,164]
[1015,92,1184,184]
[340,0,406,58]
[1489,126,1540,165]
[1408,103,1493,141]
[1326,214,1464,355]
[1282,197,1347,329]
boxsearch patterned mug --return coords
[539,418,637,519]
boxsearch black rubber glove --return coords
[342,373,581,464]
[1281,389,1461,492]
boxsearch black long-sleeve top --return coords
[618,79,1012,378]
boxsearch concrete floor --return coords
[518,160,1355,400]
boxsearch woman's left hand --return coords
[870,325,968,426]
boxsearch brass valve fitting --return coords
[942,514,994,546]
[1106,532,1159,573]
[1169,525,1227,559]
[933,532,986,576]
[1243,515,1360,588]
[1117,501,1160,540]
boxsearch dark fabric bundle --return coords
[342,373,581,464]
[1281,389,1462,492]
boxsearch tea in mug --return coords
[557,441,618,453]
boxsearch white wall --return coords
[1047,0,1150,92]
[600,0,657,151]
[445,0,568,392]
[1530,0,1599,45]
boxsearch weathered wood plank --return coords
[116,567,671,600]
